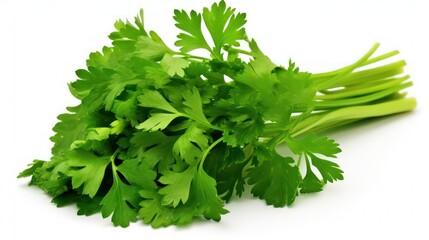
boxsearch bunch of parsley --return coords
[19,1,416,228]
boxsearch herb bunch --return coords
[19,1,416,228]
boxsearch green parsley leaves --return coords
[19,0,416,228]
[175,0,246,60]
[248,148,301,207]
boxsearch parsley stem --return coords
[311,49,399,80]
[315,75,410,100]
[291,97,416,137]
[173,51,210,61]
[109,148,121,171]
[319,60,406,90]
[262,97,416,141]
[363,50,400,66]
[315,43,380,91]
[199,137,224,172]
[227,47,255,57]
[313,82,412,110]
[297,154,303,167]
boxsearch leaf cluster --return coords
[20,0,415,228]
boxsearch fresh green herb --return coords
[19,1,416,228]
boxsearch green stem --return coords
[299,119,361,135]
[315,43,380,91]
[297,154,303,167]
[315,75,409,100]
[199,137,224,171]
[363,50,400,66]
[311,49,399,80]
[291,98,416,137]
[227,47,255,57]
[174,52,210,61]
[313,82,412,110]
[323,60,406,89]
[109,148,121,171]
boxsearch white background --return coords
[1,0,428,239]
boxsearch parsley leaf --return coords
[100,173,140,227]
[309,153,344,183]
[175,1,246,60]
[135,31,173,60]
[138,89,178,113]
[173,124,209,164]
[138,190,177,228]
[174,9,211,53]
[181,87,213,127]
[128,131,177,170]
[287,134,341,158]
[160,54,190,77]
[202,0,247,59]
[222,106,265,146]
[300,157,324,194]
[66,149,111,198]
[189,169,229,221]
[116,158,157,189]
[234,53,277,94]
[158,165,196,207]
[50,106,87,156]
[137,113,182,131]
[248,148,302,207]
